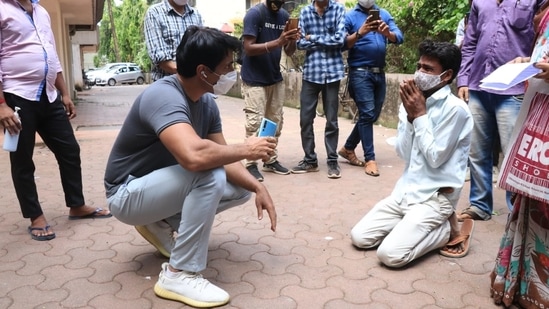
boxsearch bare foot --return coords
[29,214,55,239]
[68,205,111,218]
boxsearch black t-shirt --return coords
[240,4,289,86]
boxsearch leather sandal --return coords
[338,147,365,167]
[457,207,485,222]
[364,160,380,177]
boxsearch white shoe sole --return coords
[135,225,171,258]
[154,283,229,308]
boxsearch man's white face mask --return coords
[413,70,447,91]
[203,70,238,95]
[358,0,375,9]
[172,0,188,6]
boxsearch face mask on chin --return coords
[413,70,447,92]
[172,0,188,6]
[358,0,375,9]
[203,70,238,95]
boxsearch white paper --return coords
[479,62,541,91]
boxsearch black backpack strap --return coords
[255,3,267,36]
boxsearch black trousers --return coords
[4,91,85,219]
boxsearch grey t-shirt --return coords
[104,75,222,197]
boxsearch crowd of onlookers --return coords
[1,0,549,308]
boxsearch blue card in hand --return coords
[258,118,277,137]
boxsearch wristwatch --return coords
[356,31,363,38]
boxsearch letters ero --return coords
[514,131,549,179]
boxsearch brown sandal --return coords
[364,160,380,176]
[439,219,474,258]
[338,147,365,166]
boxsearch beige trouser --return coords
[350,192,453,268]
[242,81,284,166]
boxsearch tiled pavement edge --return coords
[0,85,509,309]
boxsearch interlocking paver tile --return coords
[20,252,71,275]
[1,241,50,262]
[325,299,389,309]
[89,295,153,309]
[39,264,93,289]
[242,271,300,298]
[251,251,304,275]
[371,289,436,308]
[112,271,156,300]
[61,277,119,307]
[326,276,386,304]
[220,242,269,262]
[230,294,297,309]
[286,264,343,289]
[281,285,344,307]
[7,285,68,307]
[258,235,307,256]
[291,245,343,267]
[64,247,115,269]
[0,85,509,308]
[328,254,379,280]
[208,258,263,284]
[0,270,44,296]
[228,226,275,245]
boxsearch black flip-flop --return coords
[28,224,56,241]
[68,207,113,220]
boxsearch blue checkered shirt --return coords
[296,1,346,84]
[144,1,203,81]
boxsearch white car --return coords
[85,62,138,86]
[95,64,145,86]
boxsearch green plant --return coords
[379,0,467,73]
[289,3,307,18]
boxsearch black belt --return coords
[351,67,383,73]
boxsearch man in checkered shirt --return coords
[291,0,346,179]
[144,0,203,82]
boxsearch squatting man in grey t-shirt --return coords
[104,26,277,308]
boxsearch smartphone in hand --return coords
[370,9,380,21]
[258,118,277,137]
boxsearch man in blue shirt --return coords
[338,0,403,177]
[351,40,474,267]
[291,0,346,179]
[240,0,300,182]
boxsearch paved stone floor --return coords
[0,85,509,308]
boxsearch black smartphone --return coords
[370,9,380,21]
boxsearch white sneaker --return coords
[154,263,230,307]
[135,220,176,258]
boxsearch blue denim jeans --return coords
[468,90,521,219]
[343,69,386,161]
[299,79,340,163]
